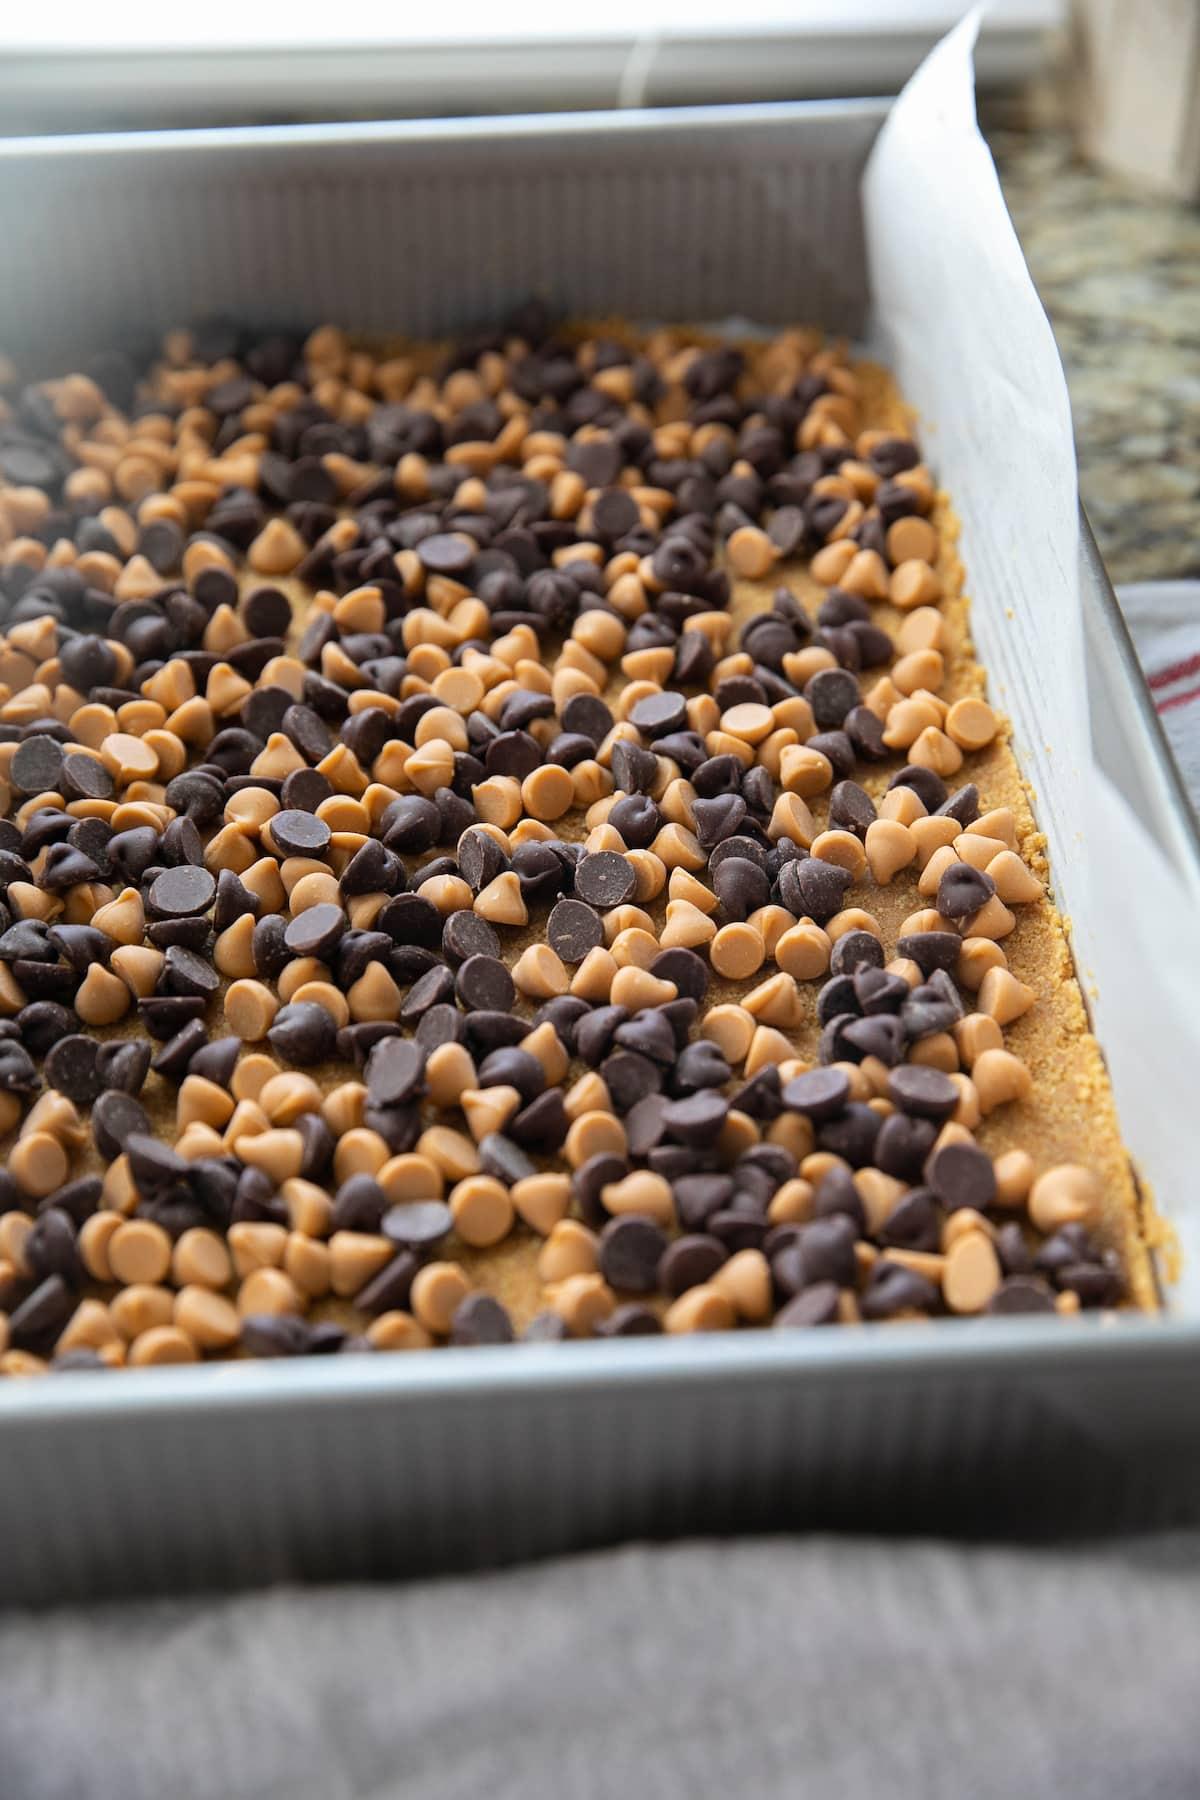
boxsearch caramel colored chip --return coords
[410,1261,472,1336]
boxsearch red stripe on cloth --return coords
[1149,650,1200,691]
[1157,680,1200,715]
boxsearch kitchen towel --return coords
[1119,581,1200,812]
[2,1533,1198,1800]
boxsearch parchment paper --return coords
[865,10,1200,1309]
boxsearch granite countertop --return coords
[984,95,1200,586]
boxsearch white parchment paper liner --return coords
[866,11,1200,1309]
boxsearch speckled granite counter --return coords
[986,105,1200,585]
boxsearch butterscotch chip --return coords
[812,829,867,880]
[512,1174,571,1236]
[1029,1164,1102,1234]
[512,943,569,999]
[972,1048,1033,1114]
[410,1261,472,1336]
[283,1233,332,1299]
[945,696,998,751]
[78,1211,124,1283]
[943,1231,1002,1315]
[225,979,280,1041]
[450,1176,515,1248]
[367,1311,434,1352]
[886,515,939,566]
[987,851,1044,904]
[865,819,916,885]
[774,922,831,982]
[538,1220,600,1283]
[128,1326,199,1368]
[110,1284,175,1341]
[991,1149,1034,1208]
[9,1132,69,1200]
[701,1003,756,1065]
[108,1218,173,1286]
[664,1284,736,1333]
[173,1228,234,1290]
[544,1272,615,1335]
[237,1267,303,1317]
[174,1287,241,1351]
[726,526,776,580]
[709,923,765,982]
[328,1232,395,1298]
[600,1171,675,1228]
[713,1249,772,1322]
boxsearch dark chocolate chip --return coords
[148,864,216,918]
[44,1034,103,1105]
[450,1292,514,1346]
[936,860,998,923]
[574,851,635,909]
[455,954,515,1014]
[887,1065,959,1121]
[599,1215,670,1294]
[270,809,333,858]
[365,1037,426,1108]
[927,1142,998,1212]
[658,1233,728,1296]
[92,1089,151,1162]
[774,1282,840,1327]
[382,1200,453,1253]
[781,1068,850,1121]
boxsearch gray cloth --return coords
[3,1534,1200,1800]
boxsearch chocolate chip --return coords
[267,1002,337,1065]
[442,910,501,964]
[650,948,710,1006]
[662,1091,728,1145]
[875,1114,938,1184]
[860,1259,940,1319]
[98,1040,152,1096]
[811,1165,866,1231]
[542,897,601,965]
[897,931,962,977]
[44,1034,103,1105]
[450,1292,514,1346]
[148,864,216,918]
[599,1215,670,1293]
[936,858,998,924]
[887,1065,959,1121]
[382,1201,453,1253]
[630,691,687,739]
[887,764,947,812]
[8,1275,75,1351]
[10,735,64,796]
[878,1187,942,1251]
[827,780,876,838]
[658,1233,727,1296]
[986,1276,1057,1315]
[829,930,884,977]
[596,1303,662,1337]
[804,667,859,729]
[774,1283,839,1327]
[365,1037,426,1108]
[777,856,852,925]
[560,692,613,743]
[927,1142,998,1212]
[92,1089,151,1162]
[270,809,332,858]
[781,1068,850,1122]
[523,1310,571,1342]
[574,850,635,909]
[455,954,515,1014]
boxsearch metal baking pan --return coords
[1,101,1198,1607]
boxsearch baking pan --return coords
[1,100,1198,1606]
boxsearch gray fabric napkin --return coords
[4,1532,1200,1800]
